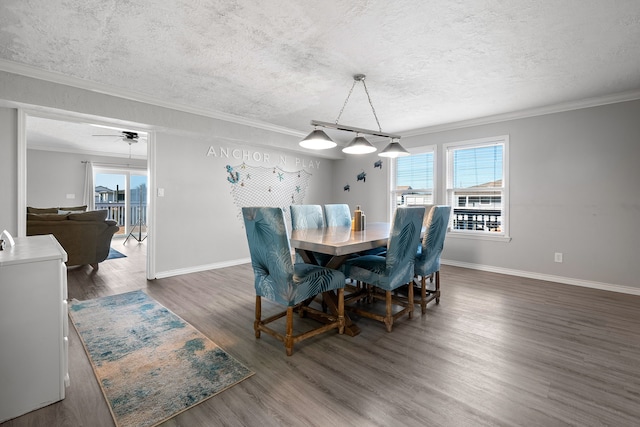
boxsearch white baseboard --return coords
[154,257,251,279]
[441,259,640,296]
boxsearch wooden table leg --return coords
[325,255,349,270]
[296,249,316,265]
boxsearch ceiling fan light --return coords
[299,129,337,149]
[378,139,410,158]
[342,135,377,154]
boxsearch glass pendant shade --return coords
[378,139,410,158]
[299,129,337,149]
[342,135,377,154]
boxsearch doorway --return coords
[20,110,156,279]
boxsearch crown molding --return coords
[0,59,306,138]
[402,89,640,137]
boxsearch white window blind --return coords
[392,150,434,207]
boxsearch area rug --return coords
[69,290,253,427]
[106,247,127,260]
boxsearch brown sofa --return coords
[26,206,119,269]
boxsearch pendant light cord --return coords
[334,76,382,133]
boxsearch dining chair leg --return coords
[285,306,294,356]
[435,271,441,304]
[408,281,414,319]
[384,291,393,332]
[420,275,427,314]
[254,296,261,338]
[337,288,345,334]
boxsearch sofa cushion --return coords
[27,213,69,221]
[68,210,109,222]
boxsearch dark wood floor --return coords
[5,239,640,427]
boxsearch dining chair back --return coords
[341,206,425,332]
[242,207,346,356]
[290,204,331,265]
[413,205,451,313]
[290,204,325,230]
[323,204,352,227]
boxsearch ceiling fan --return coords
[92,130,145,144]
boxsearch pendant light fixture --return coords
[299,74,410,156]
[299,127,336,149]
[342,134,377,154]
[379,138,410,158]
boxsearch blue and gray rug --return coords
[69,290,253,427]
[106,247,127,260]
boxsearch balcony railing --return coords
[95,202,147,234]
[452,208,501,232]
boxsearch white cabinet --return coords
[0,235,69,422]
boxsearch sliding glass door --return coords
[94,168,147,238]
[129,172,148,240]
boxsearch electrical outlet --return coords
[554,252,563,263]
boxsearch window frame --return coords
[389,145,437,220]
[443,135,510,242]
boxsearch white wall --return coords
[329,150,390,223]
[153,131,334,275]
[0,107,18,235]
[334,100,640,292]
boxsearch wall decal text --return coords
[207,146,321,170]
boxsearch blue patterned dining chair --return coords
[290,204,325,229]
[242,207,346,356]
[341,206,425,332]
[413,205,451,314]
[290,204,331,265]
[323,204,352,227]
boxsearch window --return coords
[391,148,435,214]
[445,136,509,238]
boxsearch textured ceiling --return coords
[2,0,640,151]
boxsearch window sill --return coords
[447,231,512,243]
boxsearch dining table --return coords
[290,222,392,336]
[290,222,391,269]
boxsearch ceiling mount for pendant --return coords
[300,74,410,157]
